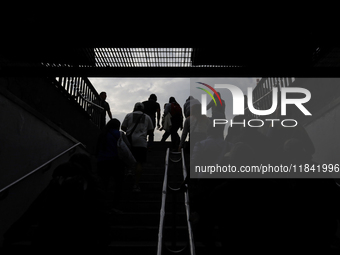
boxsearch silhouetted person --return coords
[179,103,211,153]
[164,97,183,150]
[160,103,171,142]
[121,102,153,192]
[142,94,161,149]
[224,115,244,143]
[96,118,125,211]
[183,95,200,118]
[93,91,113,130]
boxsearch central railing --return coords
[157,149,195,255]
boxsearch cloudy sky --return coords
[89,77,258,141]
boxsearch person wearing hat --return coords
[121,102,154,192]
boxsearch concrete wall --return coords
[0,77,101,154]
[0,78,97,246]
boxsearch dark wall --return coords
[0,76,101,154]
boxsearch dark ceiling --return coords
[1,31,339,77]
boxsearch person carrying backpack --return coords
[121,102,154,192]
[164,97,183,150]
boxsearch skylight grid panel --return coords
[118,48,129,67]
[118,48,125,67]
[135,50,143,67]
[126,48,135,67]
[96,48,109,67]
[116,48,126,67]
[113,48,121,67]
[118,48,130,67]
[130,49,136,66]
[144,48,150,67]
[124,48,134,67]
[134,52,141,67]
[105,49,113,67]
[102,48,111,66]
[132,50,140,67]
[94,48,102,67]
[110,49,119,67]
[118,49,127,67]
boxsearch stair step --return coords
[119,200,186,213]
[110,226,189,242]
[111,212,187,226]
[121,190,186,202]
[108,241,157,254]
[107,241,203,255]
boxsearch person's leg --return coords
[148,129,155,149]
[170,123,180,149]
[111,159,125,207]
[133,162,143,192]
[148,119,156,148]
[161,131,171,142]
[131,147,147,192]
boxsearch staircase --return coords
[108,141,187,254]
[1,141,190,255]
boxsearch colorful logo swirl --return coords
[196,82,223,106]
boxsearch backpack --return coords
[115,131,136,168]
[170,102,182,118]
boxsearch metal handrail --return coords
[157,148,170,255]
[72,82,104,111]
[181,149,195,255]
[157,148,195,255]
[0,142,85,194]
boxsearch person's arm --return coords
[121,115,128,132]
[207,99,214,110]
[164,103,171,115]
[107,110,113,120]
[105,102,113,120]
[147,115,154,135]
[178,117,190,151]
[156,105,161,129]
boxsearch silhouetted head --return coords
[99,92,107,101]
[133,102,144,112]
[106,118,121,130]
[149,94,157,101]
[214,92,222,99]
[169,97,177,103]
[191,103,202,116]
